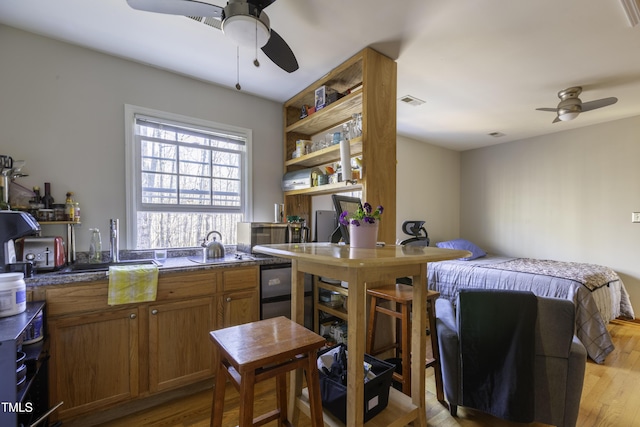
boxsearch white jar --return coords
[0,272,27,318]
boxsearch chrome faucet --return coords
[109,218,120,263]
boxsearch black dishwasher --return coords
[260,264,313,330]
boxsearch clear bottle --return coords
[89,228,102,263]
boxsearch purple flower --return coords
[339,211,349,226]
[340,202,383,228]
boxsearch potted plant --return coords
[339,203,383,248]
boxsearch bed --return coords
[426,240,635,364]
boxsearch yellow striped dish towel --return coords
[108,264,159,305]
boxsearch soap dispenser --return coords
[89,228,102,263]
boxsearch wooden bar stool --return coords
[366,284,443,399]
[209,316,326,427]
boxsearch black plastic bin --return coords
[318,344,395,423]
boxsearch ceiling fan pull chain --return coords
[254,18,260,68]
[235,46,241,91]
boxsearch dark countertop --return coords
[25,253,290,287]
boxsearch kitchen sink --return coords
[188,254,253,264]
[58,259,160,274]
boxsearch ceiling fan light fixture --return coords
[222,2,271,48]
[557,108,580,121]
[223,15,270,47]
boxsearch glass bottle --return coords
[42,182,54,209]
[89,228,102,263]
[65,192,75,222]
[74,201,80,223]
[32,186,41,204]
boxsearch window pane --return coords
[179,146,211,175]
[141,172,177,204]
[137,211,243,248]
[141,141,177,174]
[179,176,211,205]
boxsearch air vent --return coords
[488,132,505,138]
[187,15,222,30]
[398,95,425,107]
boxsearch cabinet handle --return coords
[226,297,232,302]
[151,309,158,315]
[130,313,137,319]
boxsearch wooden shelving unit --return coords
[282,47,397,244]
[314,278,349,335]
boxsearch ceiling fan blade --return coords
[261,29,298,73]
[127,0,223,18]
[536,107,557,112]
[552,116,561,123]
[581,97,618,112]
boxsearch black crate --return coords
[318,344,395,423]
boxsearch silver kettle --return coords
[202,231,225,259]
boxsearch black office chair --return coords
[397,221,429,285]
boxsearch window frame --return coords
[124,104,253,249]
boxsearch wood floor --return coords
[96,320,640,427]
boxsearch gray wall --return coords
[460,116,640,316]
[0,25,284,251]
[396,135,460,244]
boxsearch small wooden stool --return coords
[209,316,326,427]
[366,284,443,399]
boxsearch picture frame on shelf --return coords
[315,85,326,110]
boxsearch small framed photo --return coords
[315,85,326,110]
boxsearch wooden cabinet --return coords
[48,307,140,420]
[148,297,215,393]
[282,47,397,244]
[42,264,259,423]
[218,266,259,328]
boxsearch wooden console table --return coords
[253,243,470,426]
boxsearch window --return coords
[125,105,252,249]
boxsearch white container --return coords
[0,272,27,318]
[23,310,44,344]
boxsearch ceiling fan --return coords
[126,0,299,73]
[536,87,617,123]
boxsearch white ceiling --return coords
[2,0,640,151]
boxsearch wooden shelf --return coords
[317,302,348,321]
[285,91,363,135]
[39,221,81,225]
[284,181,361,197]
[317,280,348,296]
[297,387,420,427]
[285,137,363,168]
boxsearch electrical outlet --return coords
[633,212,640,223]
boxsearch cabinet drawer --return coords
[45,270,217,317]
[156,270,216,300]
[222,266,259,292]
[45,281,110,317]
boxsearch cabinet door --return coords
[148,297,215,393]
[219,290,259,328]
[49,308,139,421]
